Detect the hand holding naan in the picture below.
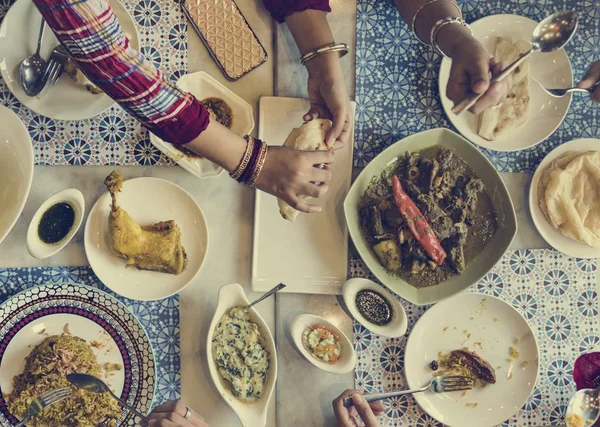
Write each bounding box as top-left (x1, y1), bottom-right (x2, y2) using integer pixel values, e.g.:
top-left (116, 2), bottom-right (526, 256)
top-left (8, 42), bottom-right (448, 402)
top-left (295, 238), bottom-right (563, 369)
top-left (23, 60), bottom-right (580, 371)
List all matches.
top-left (444, 33), bottom-right (512, 114)
top-left (577, 61), bottom-right (600, 103)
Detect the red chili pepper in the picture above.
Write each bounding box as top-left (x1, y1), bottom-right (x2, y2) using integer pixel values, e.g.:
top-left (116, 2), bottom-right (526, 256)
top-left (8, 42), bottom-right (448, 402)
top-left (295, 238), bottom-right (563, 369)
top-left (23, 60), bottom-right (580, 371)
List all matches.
top-left (392, 175), bottom-right (447, 265)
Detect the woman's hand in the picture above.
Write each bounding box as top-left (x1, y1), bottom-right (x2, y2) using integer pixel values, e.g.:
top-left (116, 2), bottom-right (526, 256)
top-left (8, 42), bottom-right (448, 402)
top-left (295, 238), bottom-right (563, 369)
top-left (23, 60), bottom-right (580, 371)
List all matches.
top-left (577, 61), bottom-right (600, 102)
top-left (332, 389), bottom-right (385, 427)
top-left (304, 53), bottom-right (352, 149)
top-left (443, 29), bottom-right (511, 114)
top-left (145, 401), bottom-right (208, 427)
top-left (254, 146), bottom-right (334, 213)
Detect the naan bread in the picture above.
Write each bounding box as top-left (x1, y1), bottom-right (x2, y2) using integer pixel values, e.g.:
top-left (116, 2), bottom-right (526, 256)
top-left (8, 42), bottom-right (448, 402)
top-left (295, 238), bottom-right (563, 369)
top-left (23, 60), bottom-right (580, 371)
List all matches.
top-left (278, 119), bottom-right (332, 222)
top-left (541, 151), bottom-right (600, 248)
top-left (478, 37), bottom-right (531, 141)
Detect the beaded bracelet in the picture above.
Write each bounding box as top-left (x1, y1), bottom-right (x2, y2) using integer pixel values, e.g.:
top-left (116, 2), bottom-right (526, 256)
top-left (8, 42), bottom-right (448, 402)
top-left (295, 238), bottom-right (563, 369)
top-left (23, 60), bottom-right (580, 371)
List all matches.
top-left (411, 0), bottom-right (463, 45)
top-left (248, 143), bottom-right (268, 188)
top-left (430, 17), bottom-right (472, 58)
top-left (230, 135), bottom-right (255, 180)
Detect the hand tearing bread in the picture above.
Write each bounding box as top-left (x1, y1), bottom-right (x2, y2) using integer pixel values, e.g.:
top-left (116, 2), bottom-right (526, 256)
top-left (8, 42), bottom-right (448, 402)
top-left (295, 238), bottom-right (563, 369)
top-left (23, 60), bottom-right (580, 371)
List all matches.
top-left (478, 37), bottom-right (531, 141)
top-left (278, 119), bottom-right (333, 222)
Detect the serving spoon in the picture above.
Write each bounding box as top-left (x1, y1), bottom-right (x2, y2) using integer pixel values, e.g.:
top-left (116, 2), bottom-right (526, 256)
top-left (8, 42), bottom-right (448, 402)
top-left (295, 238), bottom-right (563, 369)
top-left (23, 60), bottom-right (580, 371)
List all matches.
top-left (20, 18), bottom-right (47, 97)
top-left (452, 10), bottom-right (579, 114)
top-left (566, 387), bottom-right (600, 427)
top-left (244, 282), bottom-right (286, 309)
top-left (66, 373), bottom-right (149, 423)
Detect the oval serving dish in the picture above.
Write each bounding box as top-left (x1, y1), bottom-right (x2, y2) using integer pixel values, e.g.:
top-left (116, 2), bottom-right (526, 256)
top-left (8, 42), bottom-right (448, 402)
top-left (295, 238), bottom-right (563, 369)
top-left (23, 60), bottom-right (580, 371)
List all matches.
top-left (342, 278), bottom-right (408, 338)
top-left (206, 283), bottom-right (277, 427)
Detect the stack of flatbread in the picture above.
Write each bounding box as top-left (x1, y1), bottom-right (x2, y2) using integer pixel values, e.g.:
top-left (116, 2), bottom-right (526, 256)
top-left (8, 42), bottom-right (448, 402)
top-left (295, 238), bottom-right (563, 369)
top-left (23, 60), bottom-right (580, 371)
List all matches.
top-left (278, 119), bottom-right (332, 222)
top-left (538, 151), bottom-right (600, 248)
top-left (478, 37), bottom-right (531, 141)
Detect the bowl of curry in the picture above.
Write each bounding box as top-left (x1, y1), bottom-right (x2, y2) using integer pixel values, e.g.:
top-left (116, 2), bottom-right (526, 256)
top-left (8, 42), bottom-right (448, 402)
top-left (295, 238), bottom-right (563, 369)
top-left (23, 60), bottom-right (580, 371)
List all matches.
top-left (344, 128), bottom-right (517, 305)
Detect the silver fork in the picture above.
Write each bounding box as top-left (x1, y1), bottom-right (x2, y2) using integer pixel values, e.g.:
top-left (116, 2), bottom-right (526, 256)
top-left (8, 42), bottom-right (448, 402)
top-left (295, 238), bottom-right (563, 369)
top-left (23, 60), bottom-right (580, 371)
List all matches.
top-left (15, 387), bottom-right (72, 426)
top-left (342, 375), bottom-right (475, 407)
top-left (43, 45), bottom-right (69, 87)
top-left (530, 75), bottom-right (598, 98)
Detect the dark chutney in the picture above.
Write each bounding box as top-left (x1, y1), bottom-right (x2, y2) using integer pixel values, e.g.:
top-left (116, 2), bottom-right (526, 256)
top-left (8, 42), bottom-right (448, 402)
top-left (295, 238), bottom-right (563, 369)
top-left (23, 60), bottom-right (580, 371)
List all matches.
top-left (38, 202), bottom-right (75, 244)
top-left (355, 289), bottom-right (393, 326)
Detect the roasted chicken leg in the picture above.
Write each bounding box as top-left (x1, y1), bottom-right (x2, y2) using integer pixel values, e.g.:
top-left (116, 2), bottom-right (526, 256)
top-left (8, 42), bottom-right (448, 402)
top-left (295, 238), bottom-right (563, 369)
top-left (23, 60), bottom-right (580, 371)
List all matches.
top-left (104, 171), bottom-right (187, 275)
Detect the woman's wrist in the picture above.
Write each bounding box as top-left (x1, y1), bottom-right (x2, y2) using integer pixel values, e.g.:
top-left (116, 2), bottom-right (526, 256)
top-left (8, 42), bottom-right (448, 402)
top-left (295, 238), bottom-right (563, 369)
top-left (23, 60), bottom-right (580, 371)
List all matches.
top-left (285, 9), bottom-right (335, 55)
top-left (435, 23), bottom-right (474, 58)
top-left (305, 51), bottom-right (342, 78)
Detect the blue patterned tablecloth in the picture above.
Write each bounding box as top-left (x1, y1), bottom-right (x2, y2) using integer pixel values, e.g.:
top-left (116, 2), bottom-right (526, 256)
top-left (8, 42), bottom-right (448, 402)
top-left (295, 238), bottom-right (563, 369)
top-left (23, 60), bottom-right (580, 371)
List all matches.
top-left (354, 0), bottom-right (600, 173)
top-left (0, 266), bottom-right (181, 407)
top-left (0, 0), bottom-right (186, 166)
top-left (351, 249), bottom-right (599, 426)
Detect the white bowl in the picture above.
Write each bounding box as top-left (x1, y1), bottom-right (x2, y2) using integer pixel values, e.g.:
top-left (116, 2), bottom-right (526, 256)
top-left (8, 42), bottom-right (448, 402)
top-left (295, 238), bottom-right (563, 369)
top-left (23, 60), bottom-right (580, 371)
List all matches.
top-left (342, 278), bottom-right (407, 338)
top-left (26, 189), bottom-right (85, 259)
top-left (149, 71), bottom-right (255, 178)
top-left (290, 313), bottom-right (356, 374)
top-left (0, 106), bottom-right (33, 247)
top-left (206, 283), bottom-right (277, 427)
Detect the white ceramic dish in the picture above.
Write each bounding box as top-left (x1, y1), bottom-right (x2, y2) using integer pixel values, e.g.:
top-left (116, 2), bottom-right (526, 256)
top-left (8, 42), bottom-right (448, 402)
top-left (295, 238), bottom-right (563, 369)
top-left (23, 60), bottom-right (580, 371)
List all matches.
top-left (84, 176), bottom-right (208, 301)
top-left (529, 138), bottom-right (600, 258)
top-left (405, 293), bottom-right (539, 427)
top-left (0, 0), bottom-right (139, 121)
top-left (26, 188), bottom-right (85, 259)
top-left (0, 106), bottom-right (33, 247)
top-left (342, 278), bottom-right (407, 338)
top-left (252, 97), bottom-right (354, 295)
top-left (439, 14), bottom-right (572, 152)
top-left (290, 313), bottom-right (356, 374)
top-left (149, 71), bottom-right (255, 178)
top-left (206, 283), bottom-right (277, 427)
top-left (0, 283), bottom-right (155, 425)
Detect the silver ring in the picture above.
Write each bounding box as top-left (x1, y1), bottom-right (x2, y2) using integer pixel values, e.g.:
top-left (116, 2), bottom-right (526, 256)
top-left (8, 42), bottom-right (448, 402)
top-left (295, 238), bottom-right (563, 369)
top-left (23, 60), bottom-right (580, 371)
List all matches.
top-left (183, 407), bottom-right (191, 420)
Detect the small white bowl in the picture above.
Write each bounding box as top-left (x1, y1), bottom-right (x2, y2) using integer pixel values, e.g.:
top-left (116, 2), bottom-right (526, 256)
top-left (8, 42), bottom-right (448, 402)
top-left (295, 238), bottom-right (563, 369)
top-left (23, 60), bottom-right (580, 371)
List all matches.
top-left (26, 189), bottom-right (85, 259)
top-left (342, 278), bottom-right (408, 338)
top-left (290, 313), bottom-right (356, 374)
top-left (206, 283), bottom-right (277, 427)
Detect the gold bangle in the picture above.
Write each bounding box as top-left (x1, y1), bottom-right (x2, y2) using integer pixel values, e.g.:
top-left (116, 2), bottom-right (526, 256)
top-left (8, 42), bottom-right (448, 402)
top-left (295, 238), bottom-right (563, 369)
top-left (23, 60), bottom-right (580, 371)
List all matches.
top-left (411, 0), bottom-right (462, 45)
top-left (248, 144), bottom-right (269, 187)
top-left (230, 136), bottom-right (254, 180)
top-left (300, 43), bottom-right (349, 66)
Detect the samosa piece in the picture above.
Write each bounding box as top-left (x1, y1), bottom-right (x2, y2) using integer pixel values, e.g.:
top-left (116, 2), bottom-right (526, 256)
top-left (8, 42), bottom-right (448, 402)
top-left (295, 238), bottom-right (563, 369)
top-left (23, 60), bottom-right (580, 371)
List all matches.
top-left (104, 171), bottom-right (187, 275)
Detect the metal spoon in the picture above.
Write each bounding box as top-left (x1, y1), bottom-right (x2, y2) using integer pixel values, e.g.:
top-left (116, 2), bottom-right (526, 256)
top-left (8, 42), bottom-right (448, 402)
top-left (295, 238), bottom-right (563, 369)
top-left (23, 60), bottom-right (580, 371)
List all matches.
top-left (452, 10), bottom-right (579, 114)
top-left (20, 18), bottom-right (47, 97)
top-left (244, 283), bottom-right (286, 310)
top-left (566, 387), bottom-right (600, 427)
top-left (66, 373), bottom-right (149, 423)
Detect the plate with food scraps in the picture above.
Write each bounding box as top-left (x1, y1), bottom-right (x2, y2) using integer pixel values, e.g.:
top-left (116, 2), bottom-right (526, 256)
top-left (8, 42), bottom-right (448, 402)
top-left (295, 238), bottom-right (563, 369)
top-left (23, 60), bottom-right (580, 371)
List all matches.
top-left (84, 171), bottom-right (208, 301)
top-left (0, 283), bottom-right (155, 426)
top-left (342, 278), bottom-right (407, 338)
top-left (405, 293), bottom-right (539, 427)
top-left (149, 71), bottom-right (255, 179)
top-left (344, 127), bottom-right (517, 306)
top-left (290, 313), bottom-right (356, 374)
top-left (438, 14), bottom-right (572, 152)
top-left (206, 283), bottom-right (277, 427)
top-left (0, 0), bottom-right (140, 121)
top-left (252, 97), bottom-right (354, 295)
top-left (529, 138), bottom-right (600, 258)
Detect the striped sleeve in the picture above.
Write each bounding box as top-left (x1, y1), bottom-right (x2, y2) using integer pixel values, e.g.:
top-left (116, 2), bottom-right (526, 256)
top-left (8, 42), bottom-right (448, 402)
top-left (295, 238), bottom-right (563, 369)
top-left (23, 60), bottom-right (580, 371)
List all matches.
top-left (33, 0), bottom-right (209, 145)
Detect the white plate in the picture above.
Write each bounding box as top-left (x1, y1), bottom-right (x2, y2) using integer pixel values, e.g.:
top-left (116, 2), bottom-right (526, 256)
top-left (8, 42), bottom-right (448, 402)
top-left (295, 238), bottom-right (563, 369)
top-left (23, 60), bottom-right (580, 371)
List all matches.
top-left (342, 278), bottom-right (407, 338)
top-left (0, 283), bottom-right (154, 425)
top-left (0, 0), bottom-right (140, 121)
top-left (290, 313), bottom-right (356, 374)
top-left (529, 138), bottom-right (600, 258)
top-left (252, 97), bottom-right (354, 294)
top-left (405, 293), bottom-right (539, 427)
top-left (0, 105), bottom-right (33, 247)
top-left (27, 188), bottom-right (85, 259)
top-left (439, 14), bottom-right (572, 152)
top-left (149, 71), bottom-right (255, 178)
top-left (84, 176), bottom-right (208, 301)
top-left (206, 283), bottom-right (277, 427)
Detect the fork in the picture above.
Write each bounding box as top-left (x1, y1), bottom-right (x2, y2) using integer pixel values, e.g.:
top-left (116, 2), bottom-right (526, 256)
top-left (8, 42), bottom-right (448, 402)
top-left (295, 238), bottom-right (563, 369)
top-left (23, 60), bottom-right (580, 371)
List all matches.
top-left (15, 387), bottom-right (72, 426)
top-left (530, 75), bottom-right (598, 98)
top-left (43, 45), bottom-right (69, 87)
top-left (342, 375), bottom-right (475, 407)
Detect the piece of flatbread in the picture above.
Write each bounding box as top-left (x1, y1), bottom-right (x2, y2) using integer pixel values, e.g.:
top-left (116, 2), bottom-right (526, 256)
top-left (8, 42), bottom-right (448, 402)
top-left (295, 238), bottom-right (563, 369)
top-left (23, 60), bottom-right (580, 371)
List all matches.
top-left (538, 151), bottom-right (582, 220)
top-left (278, 119), bottom-right (332, 222)
top-left (542, 151), bottom-right (600, 248)
top-left (478, 37), bottom-right (531, 141)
